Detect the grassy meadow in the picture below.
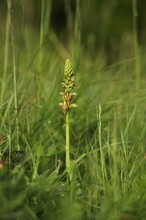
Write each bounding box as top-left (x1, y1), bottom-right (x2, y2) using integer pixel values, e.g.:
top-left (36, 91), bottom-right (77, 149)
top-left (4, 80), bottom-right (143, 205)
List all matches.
top-left (0, 0), bottom-right (146, 219)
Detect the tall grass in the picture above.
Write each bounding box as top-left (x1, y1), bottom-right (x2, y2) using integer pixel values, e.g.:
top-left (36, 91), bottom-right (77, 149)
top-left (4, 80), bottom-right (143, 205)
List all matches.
top-left (132, 0), bottom-right (140, 90)
top-left (0, 0), bottom-right (146, 219)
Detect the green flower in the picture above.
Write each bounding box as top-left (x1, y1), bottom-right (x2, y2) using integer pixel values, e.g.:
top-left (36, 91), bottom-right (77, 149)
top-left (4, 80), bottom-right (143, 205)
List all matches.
top-left (59, 59), bottom-right (77, 114)
top-left (64, 59), bottom-right (73, 77)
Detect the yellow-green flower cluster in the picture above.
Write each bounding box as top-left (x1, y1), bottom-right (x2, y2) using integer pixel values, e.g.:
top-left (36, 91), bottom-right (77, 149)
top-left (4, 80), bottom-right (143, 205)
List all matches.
top-left (59, 59), bottom-right (77, 115)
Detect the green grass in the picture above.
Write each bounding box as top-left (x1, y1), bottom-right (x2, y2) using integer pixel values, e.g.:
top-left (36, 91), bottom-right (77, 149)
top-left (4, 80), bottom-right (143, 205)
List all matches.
top-left (0, 0), bottom-right (146, 219)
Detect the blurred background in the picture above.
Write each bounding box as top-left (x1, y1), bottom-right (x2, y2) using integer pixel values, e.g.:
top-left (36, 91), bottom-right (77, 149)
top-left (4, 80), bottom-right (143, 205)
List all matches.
top-left (0, 0), bottom-right (146, 63)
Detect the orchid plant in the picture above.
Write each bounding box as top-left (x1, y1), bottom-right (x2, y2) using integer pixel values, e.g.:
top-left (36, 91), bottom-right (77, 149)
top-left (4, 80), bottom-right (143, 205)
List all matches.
top-left (59, 59), bottom-right (77, 182)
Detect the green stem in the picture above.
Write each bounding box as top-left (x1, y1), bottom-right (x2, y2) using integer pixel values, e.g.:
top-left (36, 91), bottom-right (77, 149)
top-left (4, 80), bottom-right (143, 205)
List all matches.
top-left (66, 111), bottom-right (71, 181)
top-left (36, 0), bottom-right (44, 116)
top-left (132, 0), bottom-right (140, 90)
top-left (1, 0), bottom-right (11, 103)
top-left (98, 104), bottom-right (106, 182)
top-left (10, 0), bottom-right (19, 150)
top-left (40, 0), bottom-right (44, 67)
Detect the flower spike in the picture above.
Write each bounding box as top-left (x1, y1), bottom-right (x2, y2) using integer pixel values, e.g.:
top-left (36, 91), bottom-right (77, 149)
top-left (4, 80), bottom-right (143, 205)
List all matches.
top-left (59, 59), bottom-right (77, 115)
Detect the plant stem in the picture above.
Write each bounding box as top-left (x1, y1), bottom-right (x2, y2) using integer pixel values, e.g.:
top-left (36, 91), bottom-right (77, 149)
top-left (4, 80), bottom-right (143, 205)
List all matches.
top-left (132, 0), bottom-right (140, 90)
top-left (36, 0), bottom-right (45, 117)
top-left (1, 0), bottom-right (11, 103)
top-left (66, 111), bottom-right (71, 181)
top-left (98, 104), bottom-right (106, 182)
top-left (40, 0), bottom-right (44, 67)
top-left (10, 0), bottom-right (19, 150)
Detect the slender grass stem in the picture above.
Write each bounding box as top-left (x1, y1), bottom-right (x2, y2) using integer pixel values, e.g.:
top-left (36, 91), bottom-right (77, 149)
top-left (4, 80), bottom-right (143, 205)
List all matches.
top-left (40, 0), bottom-right (44, 67)
top-left (7, 128), bottom-right (12, 171)
top-left (64, 0), bottom-right (73, 36)
top-left (1, 0), bottom-right (11, 103)
top-left (98, 104), bottom-right (106, 182)
top-left (10, 0), bottom-right (19, 150)
top-left (112, 106), bottom-right (118, 198)
top-left (36, 0), bottom-right (44, 116)
top-left (132, 0), bottom-right (140, 90)
top-left (73, 0), bottom-right (81, 72)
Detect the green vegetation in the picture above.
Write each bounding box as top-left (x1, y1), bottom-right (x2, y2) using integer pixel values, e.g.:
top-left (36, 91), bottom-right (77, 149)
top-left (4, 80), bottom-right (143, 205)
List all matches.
top-left (0, 0), bottom-right (146, 219)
